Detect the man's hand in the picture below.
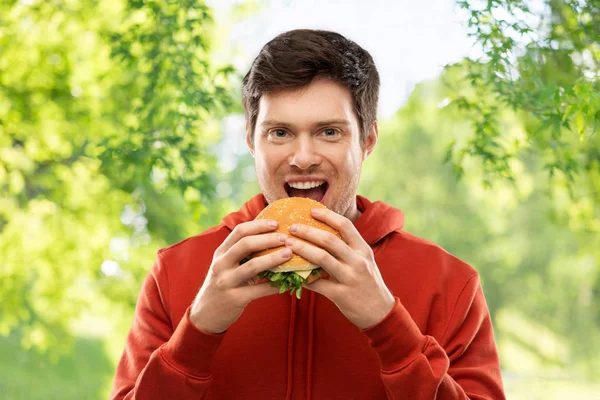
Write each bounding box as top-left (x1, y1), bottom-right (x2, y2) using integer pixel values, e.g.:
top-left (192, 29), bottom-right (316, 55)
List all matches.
top-left (286, 207), bottom-right (395, 330)
top-left (190, 220), bottom-right (291, 334)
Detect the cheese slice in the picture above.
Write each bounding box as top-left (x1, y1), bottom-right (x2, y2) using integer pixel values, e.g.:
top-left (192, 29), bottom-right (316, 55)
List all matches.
top-left (294, 270), bottom-right (312, 280)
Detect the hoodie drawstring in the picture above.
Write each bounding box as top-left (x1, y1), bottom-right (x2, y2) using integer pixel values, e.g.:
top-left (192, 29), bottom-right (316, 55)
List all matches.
top-left (306, 291), bottom-right (316, 400)
top-left (284, 296), bottom-right (297, 400)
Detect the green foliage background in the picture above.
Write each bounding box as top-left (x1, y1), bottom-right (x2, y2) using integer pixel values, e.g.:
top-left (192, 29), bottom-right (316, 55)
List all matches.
top-left (0, 0), bottom-right (598, 398)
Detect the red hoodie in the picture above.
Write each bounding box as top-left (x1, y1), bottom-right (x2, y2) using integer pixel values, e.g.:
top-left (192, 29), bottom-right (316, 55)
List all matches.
top-left (111, 194), bottom-right (505, 399)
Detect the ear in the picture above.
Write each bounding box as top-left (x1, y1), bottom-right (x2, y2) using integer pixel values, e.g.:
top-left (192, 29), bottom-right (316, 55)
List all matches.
top-left (245, 124), bottom-right (255, 158)
top-left (362, 121), bottom-right (378, 160)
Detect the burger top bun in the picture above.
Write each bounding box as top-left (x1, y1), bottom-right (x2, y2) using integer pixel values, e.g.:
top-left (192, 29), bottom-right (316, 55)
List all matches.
top-left (251, 197), bottom-right (342, 273)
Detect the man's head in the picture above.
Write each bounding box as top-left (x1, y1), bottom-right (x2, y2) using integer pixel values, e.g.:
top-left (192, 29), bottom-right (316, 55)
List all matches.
top-left (243, 29), bottom-right (380, 220)
top-left (243, 29), bottom-right (379, 145)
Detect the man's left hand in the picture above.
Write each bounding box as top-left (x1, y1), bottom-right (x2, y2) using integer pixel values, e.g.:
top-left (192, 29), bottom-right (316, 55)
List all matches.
top-left (286, 207), bottom-right (395, 330)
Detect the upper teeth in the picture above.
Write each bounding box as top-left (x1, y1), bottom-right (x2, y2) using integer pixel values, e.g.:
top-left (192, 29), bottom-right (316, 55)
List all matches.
top-left (288, 180), bottom-right (326, 189)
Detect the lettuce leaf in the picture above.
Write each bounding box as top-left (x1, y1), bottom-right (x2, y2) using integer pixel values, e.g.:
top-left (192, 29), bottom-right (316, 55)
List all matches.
top-left (258, 268), bottom-right (321, 299)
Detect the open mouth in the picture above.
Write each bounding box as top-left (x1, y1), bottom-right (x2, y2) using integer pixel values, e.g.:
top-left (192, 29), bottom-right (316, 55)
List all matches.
top-left (284, 181), bottom-right (329, 203)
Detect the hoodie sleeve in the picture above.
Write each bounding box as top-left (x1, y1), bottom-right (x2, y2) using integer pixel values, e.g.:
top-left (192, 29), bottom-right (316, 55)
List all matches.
top-left (110, 254), bottom-right (224, 399)
top-left (362, 274), bottom-right (506, 399)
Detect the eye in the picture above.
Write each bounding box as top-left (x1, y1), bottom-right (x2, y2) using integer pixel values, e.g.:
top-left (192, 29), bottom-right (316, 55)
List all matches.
top-left (321, 128), bottom-right (339, 138)
top-left (270, 129), bottom-right (288, 138)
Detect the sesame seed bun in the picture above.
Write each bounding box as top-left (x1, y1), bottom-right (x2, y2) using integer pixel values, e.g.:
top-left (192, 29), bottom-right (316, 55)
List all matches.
top-left (252, 197), bottom-right (342, 274)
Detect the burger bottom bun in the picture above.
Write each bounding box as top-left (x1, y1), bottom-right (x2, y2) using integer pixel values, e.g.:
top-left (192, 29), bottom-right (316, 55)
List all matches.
top-left (270, 262), bottom-right (317, 273)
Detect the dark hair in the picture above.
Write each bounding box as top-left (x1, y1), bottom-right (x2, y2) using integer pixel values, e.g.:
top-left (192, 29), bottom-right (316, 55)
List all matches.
top-left (242, 29), bottom-right (380, 145)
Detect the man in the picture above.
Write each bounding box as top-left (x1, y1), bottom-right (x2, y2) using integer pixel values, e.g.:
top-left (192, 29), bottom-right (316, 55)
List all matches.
top-left (111, 29), bottom-right (506, 399)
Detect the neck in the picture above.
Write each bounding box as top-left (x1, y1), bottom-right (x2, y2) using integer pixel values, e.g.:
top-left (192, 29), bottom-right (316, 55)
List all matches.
top-left (345, 203), bottom-right (362, 223)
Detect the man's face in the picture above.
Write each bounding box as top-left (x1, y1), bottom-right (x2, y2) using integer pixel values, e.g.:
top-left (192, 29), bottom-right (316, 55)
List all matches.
top-left (246, 78), bottom-right (377, 219)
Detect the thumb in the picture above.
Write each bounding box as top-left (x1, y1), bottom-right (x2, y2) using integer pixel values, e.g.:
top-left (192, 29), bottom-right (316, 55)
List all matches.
top-left (303, 278), bottom-right (338, 300)
top-left (238, 281), bottom-right (279, 303)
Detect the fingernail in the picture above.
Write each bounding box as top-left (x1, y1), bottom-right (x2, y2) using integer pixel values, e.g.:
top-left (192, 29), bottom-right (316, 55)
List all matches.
top-left (311, 208), bottom-right (321, 215)
top-left (290, 224), bottom-right (298, 233)
top-left (285, 238), bottom-right (295, 247)
top-left (278, 234), bottom-right (288, 242)
top-left (268, 220), bottom-right (278, 228)
top-left (281, 248), bottom-right (292, 258)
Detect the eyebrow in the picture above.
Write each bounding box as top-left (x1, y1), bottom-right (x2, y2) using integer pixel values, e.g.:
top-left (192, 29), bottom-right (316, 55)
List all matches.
top-left (259, 118), bottom-right (352, 129)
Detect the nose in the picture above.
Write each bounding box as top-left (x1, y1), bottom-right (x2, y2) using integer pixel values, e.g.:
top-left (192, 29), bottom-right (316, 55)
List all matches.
top-left (288, 135), bottom-right (322, 170)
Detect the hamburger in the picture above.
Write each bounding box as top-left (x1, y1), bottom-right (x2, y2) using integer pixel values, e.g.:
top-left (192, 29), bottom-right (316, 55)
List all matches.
top-left (248, 197), bottom-right (342, 299)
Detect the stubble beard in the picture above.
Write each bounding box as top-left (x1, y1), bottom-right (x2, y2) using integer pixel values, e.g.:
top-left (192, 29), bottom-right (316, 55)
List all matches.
top-left (255, 165), bottom-right (361, 219)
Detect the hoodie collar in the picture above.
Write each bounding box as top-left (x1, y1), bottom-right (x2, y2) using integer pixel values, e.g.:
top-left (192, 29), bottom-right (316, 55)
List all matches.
top-left (354, 195), bottom-right (405, 246)
top-left (222, 194), bottom-right (268, 230)
top-left (222, 194), bottom-right (405, 246)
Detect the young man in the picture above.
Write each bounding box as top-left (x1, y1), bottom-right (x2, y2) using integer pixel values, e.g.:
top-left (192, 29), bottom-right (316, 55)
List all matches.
top-left (111, 29), bottom-right (506, 399)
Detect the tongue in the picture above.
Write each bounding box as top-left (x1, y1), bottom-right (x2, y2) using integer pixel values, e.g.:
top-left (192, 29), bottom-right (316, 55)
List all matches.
top-left (288, 186), bottom-right (326, 202)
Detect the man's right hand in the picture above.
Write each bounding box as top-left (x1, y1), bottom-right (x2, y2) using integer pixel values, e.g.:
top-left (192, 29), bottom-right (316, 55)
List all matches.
top-left (189, 219), bottom-right (291, 334)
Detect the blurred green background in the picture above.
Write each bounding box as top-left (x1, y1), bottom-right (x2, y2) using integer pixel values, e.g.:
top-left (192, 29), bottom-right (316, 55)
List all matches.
top-left (1, 0), bottom-right (599, 398)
